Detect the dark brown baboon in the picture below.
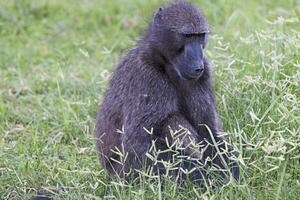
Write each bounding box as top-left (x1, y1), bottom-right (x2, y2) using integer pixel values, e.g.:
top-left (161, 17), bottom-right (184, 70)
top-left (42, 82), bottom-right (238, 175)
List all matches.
top-left (95, 1), bottom-right (239, 184)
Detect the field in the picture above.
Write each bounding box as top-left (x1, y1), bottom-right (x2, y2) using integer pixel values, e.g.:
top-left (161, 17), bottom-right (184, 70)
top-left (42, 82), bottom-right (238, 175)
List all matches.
top-left (0, 0), bottom-right (299, 199)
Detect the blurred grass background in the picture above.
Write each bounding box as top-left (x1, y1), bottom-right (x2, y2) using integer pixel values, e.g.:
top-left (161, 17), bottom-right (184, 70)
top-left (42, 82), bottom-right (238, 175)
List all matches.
top-left (0, 0), bottom-right (299, 199)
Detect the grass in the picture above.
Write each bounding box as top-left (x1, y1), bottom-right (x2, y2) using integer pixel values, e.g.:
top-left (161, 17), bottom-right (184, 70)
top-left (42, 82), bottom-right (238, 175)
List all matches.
top-left (0, 0), bottom-right (299, 199)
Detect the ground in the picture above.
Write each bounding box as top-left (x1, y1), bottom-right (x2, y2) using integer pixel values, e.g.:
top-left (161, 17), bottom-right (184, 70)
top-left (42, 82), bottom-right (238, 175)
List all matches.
top-left (0, 0), bottom-right (299, 199)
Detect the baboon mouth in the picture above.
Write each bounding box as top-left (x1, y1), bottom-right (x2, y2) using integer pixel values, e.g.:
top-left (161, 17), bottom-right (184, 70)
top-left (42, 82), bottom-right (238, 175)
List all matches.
top-left (183, 71), bottom-right (203, 80)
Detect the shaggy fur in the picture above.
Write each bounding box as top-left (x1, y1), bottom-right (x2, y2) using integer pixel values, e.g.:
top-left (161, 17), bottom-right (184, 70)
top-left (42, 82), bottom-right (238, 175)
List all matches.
top-left (95, 1), bottom-right (239, 184)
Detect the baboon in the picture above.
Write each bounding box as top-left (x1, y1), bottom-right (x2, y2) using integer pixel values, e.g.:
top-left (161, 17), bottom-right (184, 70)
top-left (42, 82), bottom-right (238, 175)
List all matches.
top-left (95, 1), bottom-right (240, 184)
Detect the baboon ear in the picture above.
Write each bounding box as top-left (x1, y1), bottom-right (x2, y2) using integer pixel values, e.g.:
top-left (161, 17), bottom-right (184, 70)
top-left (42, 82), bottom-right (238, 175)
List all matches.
top-left (153, 7), bottom-right (163, 25)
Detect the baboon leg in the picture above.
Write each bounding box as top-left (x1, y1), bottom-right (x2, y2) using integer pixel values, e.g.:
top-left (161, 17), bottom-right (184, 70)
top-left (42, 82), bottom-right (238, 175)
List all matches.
top-left (198, 128), bottom-right (240, 181)
top-left (209, 139), bottom-right (240, 181)
top-left (156, 113), bottom-right (208, 185)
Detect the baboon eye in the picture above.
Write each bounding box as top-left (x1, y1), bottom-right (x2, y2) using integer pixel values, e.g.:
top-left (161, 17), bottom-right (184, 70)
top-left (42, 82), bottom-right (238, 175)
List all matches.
top-left (183, 33), bottom-right (206, 39)
top-left (184, 33), bottom-right (194, 38)
top-left (177, 46), bottom-right (184, 53)
top-left (199, 33), bottom-right (206, 40)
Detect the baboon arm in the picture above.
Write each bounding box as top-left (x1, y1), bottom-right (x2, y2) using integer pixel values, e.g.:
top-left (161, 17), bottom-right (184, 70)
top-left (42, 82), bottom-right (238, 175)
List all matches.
top-left (163, 114), bottom-right (240, 181)
top-left (121, 124), bottom-right (151, 171)
top-left (121, 65), bottom-right (178, 171)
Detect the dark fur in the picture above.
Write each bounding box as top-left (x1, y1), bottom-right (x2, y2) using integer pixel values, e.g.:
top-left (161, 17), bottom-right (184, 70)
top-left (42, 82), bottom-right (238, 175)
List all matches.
top-left (95, 2), bottom-right (239, 184)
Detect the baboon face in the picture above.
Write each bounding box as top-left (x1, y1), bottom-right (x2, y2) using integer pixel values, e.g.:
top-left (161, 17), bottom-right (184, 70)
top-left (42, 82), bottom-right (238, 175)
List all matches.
top-left (151, 2), bottom-right (209, 80)
top-left (165, 30), bottom-right (207, 80)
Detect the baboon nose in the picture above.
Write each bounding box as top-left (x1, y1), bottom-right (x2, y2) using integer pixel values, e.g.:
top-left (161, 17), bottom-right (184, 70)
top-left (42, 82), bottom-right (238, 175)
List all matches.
top-left (195, 67), bottom-right (204, 74)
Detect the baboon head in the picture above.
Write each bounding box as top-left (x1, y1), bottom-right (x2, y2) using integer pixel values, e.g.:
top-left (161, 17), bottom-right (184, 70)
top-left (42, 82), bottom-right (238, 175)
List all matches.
top-left (149, 2), bottom-right (210, 80)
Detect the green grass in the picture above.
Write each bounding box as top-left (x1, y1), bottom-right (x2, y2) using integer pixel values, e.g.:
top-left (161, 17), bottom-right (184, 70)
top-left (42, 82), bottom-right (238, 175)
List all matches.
top-left (0, 0), bottom-right (299, 199)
